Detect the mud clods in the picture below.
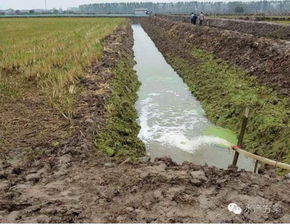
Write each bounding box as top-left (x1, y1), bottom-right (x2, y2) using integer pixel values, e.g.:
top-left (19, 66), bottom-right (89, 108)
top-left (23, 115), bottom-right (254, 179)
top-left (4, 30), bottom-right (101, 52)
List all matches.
top-left (3, 155), bottom-right (290, 222)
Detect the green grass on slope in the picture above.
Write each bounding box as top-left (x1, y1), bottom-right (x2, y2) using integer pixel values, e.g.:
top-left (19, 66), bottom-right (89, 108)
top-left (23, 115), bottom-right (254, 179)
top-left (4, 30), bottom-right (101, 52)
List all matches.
top-left (94, 58), bottom-right (145, 159)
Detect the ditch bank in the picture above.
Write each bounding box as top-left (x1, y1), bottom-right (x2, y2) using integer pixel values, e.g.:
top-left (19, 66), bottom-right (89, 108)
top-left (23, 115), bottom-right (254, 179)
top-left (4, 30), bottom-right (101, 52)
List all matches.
top-left (139, 17), bottom-right (290, 165)
top-left (93, 24), bottom-right (145, 159)
top-left (206, 18), bottom-right (290, 41)
top-left (158, 15), bottom-right (290, 41)
top-left (155, 16), bottom-right (290, 96)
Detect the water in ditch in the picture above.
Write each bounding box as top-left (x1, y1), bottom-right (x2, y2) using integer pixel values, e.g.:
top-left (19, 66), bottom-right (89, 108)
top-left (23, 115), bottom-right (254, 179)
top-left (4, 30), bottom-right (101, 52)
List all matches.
top-left (132, 24), bottom-right (255, 171)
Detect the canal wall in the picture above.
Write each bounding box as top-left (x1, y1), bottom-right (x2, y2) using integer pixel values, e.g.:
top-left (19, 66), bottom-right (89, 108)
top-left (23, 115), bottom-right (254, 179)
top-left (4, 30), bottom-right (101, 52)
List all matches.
top-left (157, 15), bottom-right (290, 41)
top-left (139, 17), bottom-right (290, 165)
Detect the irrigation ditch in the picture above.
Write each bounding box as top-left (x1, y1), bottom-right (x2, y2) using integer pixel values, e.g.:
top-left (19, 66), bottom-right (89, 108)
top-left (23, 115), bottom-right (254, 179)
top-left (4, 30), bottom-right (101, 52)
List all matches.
top-left (137, 16), bottom-right (290, 169)
top-left (0, 18), bottom-right (290, 222)
top-left (132, 23), bottom-right (256, 171)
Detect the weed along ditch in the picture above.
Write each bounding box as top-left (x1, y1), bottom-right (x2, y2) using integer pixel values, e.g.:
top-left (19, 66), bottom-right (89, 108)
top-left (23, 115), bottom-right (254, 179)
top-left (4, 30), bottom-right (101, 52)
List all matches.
top-left (132, 24), bottom-right (255, 170)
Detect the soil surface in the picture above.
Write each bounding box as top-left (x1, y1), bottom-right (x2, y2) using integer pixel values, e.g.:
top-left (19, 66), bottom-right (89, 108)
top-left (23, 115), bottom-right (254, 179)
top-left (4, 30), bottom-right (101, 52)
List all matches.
top-left (1, 23), bottom-right (290, 223)
top-left (2, 155), bottom-right (290, 223)
top-left (159, 15), bottom-right (290, 41)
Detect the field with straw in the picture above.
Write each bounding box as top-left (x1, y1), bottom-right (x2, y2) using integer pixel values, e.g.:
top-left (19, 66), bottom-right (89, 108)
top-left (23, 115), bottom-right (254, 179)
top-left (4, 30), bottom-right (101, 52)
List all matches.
top-left (0, 17), bottom-right (125, 116)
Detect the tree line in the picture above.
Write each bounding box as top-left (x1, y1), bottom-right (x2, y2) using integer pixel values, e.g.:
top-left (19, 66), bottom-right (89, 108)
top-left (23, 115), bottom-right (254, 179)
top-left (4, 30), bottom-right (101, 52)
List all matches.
top-left (78, 0), bottom-right (290, 14)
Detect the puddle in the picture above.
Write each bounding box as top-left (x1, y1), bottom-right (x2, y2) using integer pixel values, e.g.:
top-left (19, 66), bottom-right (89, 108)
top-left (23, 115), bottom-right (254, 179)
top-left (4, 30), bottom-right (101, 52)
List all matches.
top-left (132, 24), bottom-right (255, 171)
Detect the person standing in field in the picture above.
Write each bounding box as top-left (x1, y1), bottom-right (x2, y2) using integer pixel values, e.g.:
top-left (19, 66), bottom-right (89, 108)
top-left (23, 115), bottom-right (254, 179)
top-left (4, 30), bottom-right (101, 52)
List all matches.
top-left (198, 12), bottom-right (205, 26)
top-left (191, 12), bottom-right (197, 25)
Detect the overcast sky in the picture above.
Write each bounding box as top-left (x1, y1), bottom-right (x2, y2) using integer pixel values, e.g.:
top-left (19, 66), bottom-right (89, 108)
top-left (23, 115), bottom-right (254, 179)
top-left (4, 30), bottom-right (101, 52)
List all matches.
top-left (0, 0), bottom-right (242, 10)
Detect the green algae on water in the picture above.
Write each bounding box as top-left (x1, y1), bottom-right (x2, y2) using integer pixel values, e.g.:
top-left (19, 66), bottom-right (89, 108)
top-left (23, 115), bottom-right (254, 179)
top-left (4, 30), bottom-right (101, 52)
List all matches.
top-left (203, 126), bottom-right (238, 145)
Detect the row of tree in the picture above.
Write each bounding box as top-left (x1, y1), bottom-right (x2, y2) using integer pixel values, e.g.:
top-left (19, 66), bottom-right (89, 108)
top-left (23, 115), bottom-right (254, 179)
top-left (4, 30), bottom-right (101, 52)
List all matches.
top-left (78, 1), bottom-right (290, 14)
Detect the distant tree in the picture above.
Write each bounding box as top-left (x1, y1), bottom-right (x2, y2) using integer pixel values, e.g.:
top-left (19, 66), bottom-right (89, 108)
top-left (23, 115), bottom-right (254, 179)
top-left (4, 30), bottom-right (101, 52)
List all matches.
top-left (235, 6), bottom-right (244, 14)
top-left (65, 10), bottom-right (75, 14)
top-left (78, 1), bottom-right (290, 15)
top-left (15, 10), bottom-right (21, 14)
top-left (29, 10), bottom-right (35, 14)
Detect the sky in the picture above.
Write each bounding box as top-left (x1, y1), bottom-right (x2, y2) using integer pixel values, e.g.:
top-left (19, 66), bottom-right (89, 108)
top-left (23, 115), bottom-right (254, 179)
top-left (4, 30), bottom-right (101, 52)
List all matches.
top-left (0, 0), bottom-right (243, 10)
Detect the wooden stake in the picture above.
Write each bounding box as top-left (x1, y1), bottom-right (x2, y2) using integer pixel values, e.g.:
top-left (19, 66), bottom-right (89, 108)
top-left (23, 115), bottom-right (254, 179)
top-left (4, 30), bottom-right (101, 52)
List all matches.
top-left (232, 107), bottom-right (250, 167)
top-left (254, 160), bottom-right (259, 173)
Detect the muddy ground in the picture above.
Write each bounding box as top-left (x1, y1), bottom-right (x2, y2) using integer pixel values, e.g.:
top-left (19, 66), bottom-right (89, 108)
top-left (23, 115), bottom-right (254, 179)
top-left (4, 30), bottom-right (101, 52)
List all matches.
top-left (1, 23), bottom-right (290, 222)
top-left (2, 155), bottom-right (290, 223)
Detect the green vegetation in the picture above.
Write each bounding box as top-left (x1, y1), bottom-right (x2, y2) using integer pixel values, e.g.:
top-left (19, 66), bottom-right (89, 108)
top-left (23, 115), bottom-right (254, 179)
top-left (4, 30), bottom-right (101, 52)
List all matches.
top-left (0, 18), bottom-right (124, 116)
top-left (167, 47), bottom-right (290, 164)
top-left (203, 126), bottom-right (238, 145)
top-left (94, 57), bottom-right (145, 159)
top-left (270, 20), bottom-right (290, 24)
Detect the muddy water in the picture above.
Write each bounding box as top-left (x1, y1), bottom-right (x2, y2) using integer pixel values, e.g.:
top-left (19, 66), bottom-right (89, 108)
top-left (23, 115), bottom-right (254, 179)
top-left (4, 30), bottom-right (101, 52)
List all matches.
top-left (132, 24), bottom-right (255, 171)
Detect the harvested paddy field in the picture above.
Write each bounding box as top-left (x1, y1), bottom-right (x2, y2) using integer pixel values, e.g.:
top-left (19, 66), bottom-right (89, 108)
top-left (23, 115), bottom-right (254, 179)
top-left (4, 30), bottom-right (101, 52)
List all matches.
top-left (0, 17), bottom-right (290, 222)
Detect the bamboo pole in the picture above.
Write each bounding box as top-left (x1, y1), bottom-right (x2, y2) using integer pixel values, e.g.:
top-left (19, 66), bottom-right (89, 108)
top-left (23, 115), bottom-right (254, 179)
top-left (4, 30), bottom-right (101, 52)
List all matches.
top-left (232, 107), bottom-right (250, 167)
top-left (231, 146), bottom-right (290, 170)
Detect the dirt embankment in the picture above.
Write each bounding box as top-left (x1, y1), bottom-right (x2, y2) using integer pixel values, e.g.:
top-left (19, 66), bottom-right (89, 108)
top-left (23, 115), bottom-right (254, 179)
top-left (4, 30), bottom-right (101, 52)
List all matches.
top-left (206, 18), bottom-right (290, 41)
top-left (1, 22), bottom-right (290, 223)
top-left (146, 16), bottom-right (290, 96)
top-left (159, 15), bottom-right (290, 41)
top-left (211, 16), bottom-right (290, 22)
